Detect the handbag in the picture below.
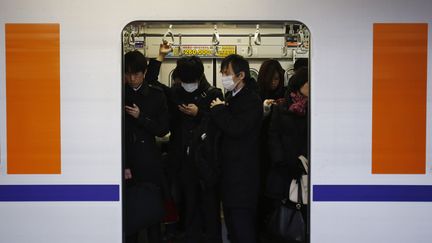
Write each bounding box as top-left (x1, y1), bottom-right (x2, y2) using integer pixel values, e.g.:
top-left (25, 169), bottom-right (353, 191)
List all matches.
top-left (289, 155), bottom-right (308, 204)
top-left (266, 174), bottom-right (306, 242)
top-left (125, 182), bottom-right (165, 236)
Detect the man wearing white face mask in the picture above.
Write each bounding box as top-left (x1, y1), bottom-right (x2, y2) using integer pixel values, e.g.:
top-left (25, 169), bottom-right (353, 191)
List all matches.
top-left (169, 56), bottom-right (224, 243)
top-left (210, 54), bottom-right (263, 243)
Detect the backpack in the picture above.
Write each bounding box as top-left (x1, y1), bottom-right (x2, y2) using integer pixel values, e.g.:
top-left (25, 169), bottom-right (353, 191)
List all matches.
top-left (192, 116), bottom-right (222, 190)
top-left (191, 86), bottom-right (222, 190)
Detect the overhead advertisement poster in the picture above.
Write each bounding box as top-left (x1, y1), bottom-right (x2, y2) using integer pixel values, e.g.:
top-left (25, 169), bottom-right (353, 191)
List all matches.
top-left (170, 45), bottom-right (236, 58)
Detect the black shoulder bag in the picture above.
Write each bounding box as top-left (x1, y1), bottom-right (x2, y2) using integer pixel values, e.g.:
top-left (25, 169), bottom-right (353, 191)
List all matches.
top-left (266, 174), bottom-right (306, 242)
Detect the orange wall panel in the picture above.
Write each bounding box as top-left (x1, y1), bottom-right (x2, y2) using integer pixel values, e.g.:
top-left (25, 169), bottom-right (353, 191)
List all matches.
top-left (372, 23), bottom-right (428, 174)
top-left (5, 24), bottom-right (61, 174)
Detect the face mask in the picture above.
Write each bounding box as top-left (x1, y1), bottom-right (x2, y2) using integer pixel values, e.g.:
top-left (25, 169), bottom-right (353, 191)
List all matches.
top-left (181, 82), bottom-right (199, 93)
top-left (221, 75), bottom-right (236, 91)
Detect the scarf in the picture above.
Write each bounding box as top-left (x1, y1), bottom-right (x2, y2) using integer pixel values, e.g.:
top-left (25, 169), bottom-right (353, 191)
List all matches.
top-left (288, 91), bottom-right (308, 116)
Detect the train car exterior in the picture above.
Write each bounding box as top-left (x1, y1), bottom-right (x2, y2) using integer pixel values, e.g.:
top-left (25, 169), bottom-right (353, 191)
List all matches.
top-left (0, 0), bottom-right (431, 242)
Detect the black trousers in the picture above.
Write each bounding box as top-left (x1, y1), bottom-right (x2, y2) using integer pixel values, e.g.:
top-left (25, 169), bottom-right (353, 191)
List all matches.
top-left (223, 207), bottom-right (257, 243)
top-left (180, 174), bottom-right (222, 243)
top-left (125, 223), bottom-right (161, 243)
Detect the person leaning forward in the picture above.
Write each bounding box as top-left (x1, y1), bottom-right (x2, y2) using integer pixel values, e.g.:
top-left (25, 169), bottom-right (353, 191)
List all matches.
top-left (169, 56), bottom-right (224, 243)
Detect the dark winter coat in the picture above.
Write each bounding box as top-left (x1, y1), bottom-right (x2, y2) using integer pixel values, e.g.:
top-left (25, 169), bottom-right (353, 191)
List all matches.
top-left (124, 82), bottom-right (169, 186)
top-left (259, 86), bottom-right (287, 190)
top-left (265, 98), bottom-right (308, 200)
top-left (168, 79), bottom-right (224, 187)
top-left (210, 81), bottom-right (263, 208)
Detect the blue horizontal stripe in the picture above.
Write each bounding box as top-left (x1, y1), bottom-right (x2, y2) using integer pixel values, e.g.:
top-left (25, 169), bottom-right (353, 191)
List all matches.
top-left (313, 185), bottom-right (432, 202)
top-left (0, 185), bottom-right (120, 202)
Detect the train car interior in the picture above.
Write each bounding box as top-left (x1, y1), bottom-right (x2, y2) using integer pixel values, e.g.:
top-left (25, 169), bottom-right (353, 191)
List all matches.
top-left (122, 21), bottom-right (310, 243)
top-left (123, 21), bottom-right (309, 89)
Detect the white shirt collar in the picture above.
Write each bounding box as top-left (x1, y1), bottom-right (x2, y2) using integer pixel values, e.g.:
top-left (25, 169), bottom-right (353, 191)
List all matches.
top-left (232, 87), bottom-right (243, 97)
top-left (132, 84), bottom-right (143, 91)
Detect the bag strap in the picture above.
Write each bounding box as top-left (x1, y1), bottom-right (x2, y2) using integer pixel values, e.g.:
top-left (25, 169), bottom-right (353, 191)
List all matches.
top-left (196, 86), bottom-right (215, 103)
top-left (296, 175), bottom-right (303, 208)
top-left (283, 175), bottom-right (303, 209)
top-left (298, 155), bottom-right (308, 174)
top-left (297, 178), bottom-right (301, 202)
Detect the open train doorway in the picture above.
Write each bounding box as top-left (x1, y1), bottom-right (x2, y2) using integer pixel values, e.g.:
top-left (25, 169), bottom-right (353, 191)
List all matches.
top-left (121, 21), bottom-right (311, 243)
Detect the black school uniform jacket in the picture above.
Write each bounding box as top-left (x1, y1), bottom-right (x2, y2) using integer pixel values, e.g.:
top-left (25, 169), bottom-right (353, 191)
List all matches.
top-left (168, 79), bottom-right (223, 181)
top-left (210, 82), bottom-right (263, 208)
top-left (124, 82), bottom-right (169, 186)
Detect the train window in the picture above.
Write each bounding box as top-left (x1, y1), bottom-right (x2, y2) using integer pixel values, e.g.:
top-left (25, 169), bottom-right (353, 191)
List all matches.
top-left (122, 21), bottom-right (310, 243)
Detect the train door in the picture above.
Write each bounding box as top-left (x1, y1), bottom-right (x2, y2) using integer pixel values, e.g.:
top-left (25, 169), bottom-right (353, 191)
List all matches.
top-left (122, 21), bottom-right (310, 243)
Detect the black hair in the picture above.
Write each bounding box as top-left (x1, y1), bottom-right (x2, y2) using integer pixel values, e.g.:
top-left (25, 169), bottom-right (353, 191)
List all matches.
top-left (220, 54), bottom-right (251, 82)
top-left (174, 56), bottom-right (204, 83)
top-left (257, 59), bottom-right (285, 93)
top-left (293, 58), bottom-right (308, 72)
top-left (124, 50), bottom-right (148, 74)
top-left (288, 67), bottom-right (308, 92)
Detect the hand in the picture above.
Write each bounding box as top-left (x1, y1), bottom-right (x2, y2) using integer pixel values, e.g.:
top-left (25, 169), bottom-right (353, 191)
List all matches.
top-left (263, 99), bottom-right (276, 107)
top-left (157, 41), bottom-right (172, 62)
top-left (210, 98), bottom-right (225, 108)
top-left (178, 104), bottom-right (199, 116)
top-left (125, 168), bottom-right (132, 180)
top-left (125, 103), bottom-right (140, 119)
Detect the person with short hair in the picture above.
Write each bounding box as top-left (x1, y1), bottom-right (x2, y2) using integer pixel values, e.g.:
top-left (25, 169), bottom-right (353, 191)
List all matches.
top-left (210, 54), bottom-right (263, 243)
top-left (123, 45), bottom-right (170, 243)
top-left (169, 56), bottom-right (224, 243)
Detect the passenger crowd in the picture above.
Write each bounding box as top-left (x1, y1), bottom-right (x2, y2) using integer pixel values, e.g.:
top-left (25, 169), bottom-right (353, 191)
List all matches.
top-left (123, 41), bottom-right (309, 243)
